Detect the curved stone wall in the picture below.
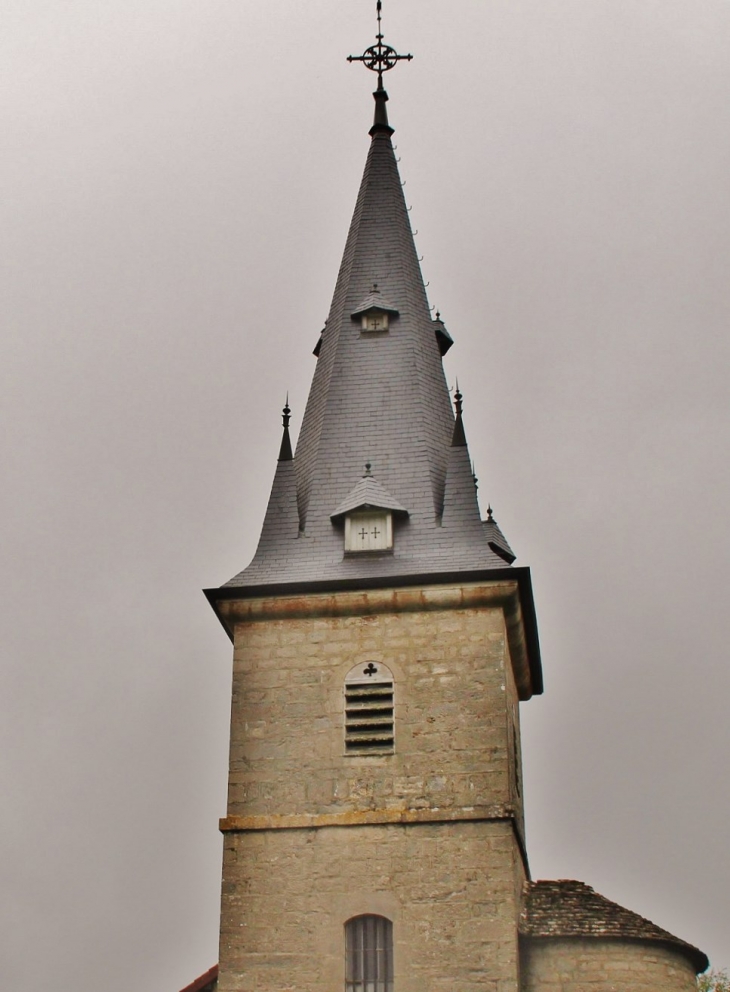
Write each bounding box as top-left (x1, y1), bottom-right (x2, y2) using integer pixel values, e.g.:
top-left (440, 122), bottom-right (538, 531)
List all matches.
top-left (521, 936), bottom-right (698, 992)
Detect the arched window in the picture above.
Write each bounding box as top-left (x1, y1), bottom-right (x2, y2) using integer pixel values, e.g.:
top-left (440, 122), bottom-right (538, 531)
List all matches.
top-left (345, 915), bottom-right (393, 992)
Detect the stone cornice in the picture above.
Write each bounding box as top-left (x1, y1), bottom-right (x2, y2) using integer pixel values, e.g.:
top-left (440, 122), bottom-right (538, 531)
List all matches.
top-left (220, 803), bottom-right (517, 833)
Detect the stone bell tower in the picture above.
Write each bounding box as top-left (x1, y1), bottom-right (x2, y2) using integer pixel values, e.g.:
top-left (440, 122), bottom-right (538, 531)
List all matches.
top-left (204, 11), bottom-right (541, 991)
top-left (199, 8), bottom-right (707, 992)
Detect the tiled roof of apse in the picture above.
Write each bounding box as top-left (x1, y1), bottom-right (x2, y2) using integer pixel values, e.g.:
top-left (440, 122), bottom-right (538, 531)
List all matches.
top-left (520, 880), bottom-right (708, 973)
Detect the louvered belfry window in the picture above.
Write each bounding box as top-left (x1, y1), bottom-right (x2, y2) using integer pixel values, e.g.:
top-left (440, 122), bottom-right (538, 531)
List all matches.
top-left (345, 915), bottom-right (394, 992)
top-left (344, 663), bottom-right (394, 753)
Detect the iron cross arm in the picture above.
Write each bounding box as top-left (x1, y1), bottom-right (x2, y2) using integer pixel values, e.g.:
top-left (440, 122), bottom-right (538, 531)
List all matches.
top-left (347, 0), bottom-right (413, 83)
top-left (347, 46), bottom-right (413, 74)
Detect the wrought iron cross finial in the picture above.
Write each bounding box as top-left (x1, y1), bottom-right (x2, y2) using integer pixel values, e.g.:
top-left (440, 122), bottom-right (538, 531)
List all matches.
top-left (347, 0), bottom-right (413, 89)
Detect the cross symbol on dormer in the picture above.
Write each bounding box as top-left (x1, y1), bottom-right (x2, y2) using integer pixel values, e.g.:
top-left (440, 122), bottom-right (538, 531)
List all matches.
top-left (359, 527), bottom-right (368, 543)
top-left (371, 526), bottom-right (381, 540)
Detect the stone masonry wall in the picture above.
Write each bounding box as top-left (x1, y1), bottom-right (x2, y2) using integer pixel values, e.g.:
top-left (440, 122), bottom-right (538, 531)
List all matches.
top-left (226, 594), bottom-right (524, 827)
top-left (216, 585), bottom-right (530, 991)
top-left (219, 819), bottom-right (525, 992)
top-left (520, 937), bottom-right (698, 992)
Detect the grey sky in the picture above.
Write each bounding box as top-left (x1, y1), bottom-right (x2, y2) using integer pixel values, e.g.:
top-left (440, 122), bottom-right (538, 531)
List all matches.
top-left (2, 2), bottom-right (728, 989)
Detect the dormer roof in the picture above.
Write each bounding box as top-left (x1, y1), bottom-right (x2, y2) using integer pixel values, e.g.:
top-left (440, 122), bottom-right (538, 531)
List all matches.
top-left (331, 470), bottom-right (408, 521)
top-left (351, 285), bottom-right (400, 319)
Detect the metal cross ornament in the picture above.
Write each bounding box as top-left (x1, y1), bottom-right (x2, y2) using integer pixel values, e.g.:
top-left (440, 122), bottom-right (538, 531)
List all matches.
top-left (347, 0), bottom-right (413, 89)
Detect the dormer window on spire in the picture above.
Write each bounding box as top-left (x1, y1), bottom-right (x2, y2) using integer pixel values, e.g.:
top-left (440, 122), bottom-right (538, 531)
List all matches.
top-left (351, 284), bottom-right (399, 335)
top-left (330, 463), bottom-right (408, 555)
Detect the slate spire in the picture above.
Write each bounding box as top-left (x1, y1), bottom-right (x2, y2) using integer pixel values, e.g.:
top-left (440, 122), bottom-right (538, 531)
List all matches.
top-left (222, 79), bottom-right (510, 587)
top-left (441, 384), bottom-right (485, 536)
top-left (244, 401), bottom-right (300, 571)
top-left (293, 86), bottom-right (452, 531)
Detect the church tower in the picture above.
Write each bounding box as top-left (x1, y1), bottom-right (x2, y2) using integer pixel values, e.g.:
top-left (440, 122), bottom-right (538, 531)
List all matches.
top-left (206, 11), bottom-right (539, 991)
top-left (200, 8), bottom-right (707, 992)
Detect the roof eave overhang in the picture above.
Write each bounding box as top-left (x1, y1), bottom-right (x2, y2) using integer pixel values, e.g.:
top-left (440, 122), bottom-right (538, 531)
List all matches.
top-left (204, 565), bottom-right (543, 696)
top-left (330, 502), bottom-right (409, 522)
top-left (351, 304), bottom-right (400, 318)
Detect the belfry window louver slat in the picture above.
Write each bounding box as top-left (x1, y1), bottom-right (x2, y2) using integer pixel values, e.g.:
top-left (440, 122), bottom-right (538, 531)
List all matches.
top-left (344, 663), bottom-right (394, 754)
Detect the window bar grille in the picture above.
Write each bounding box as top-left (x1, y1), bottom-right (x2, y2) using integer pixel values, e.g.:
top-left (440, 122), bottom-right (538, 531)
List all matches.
top-left (345, 915), bottom-right (393, 992)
